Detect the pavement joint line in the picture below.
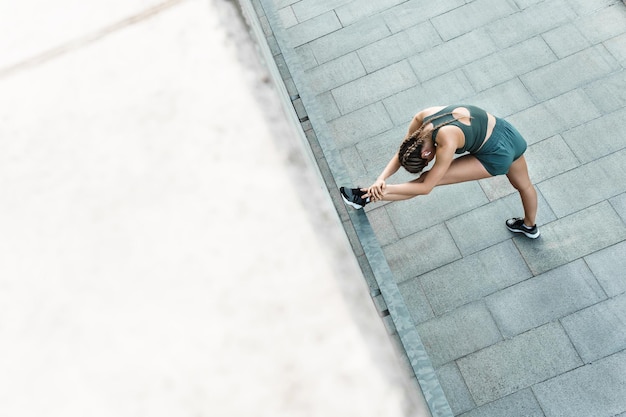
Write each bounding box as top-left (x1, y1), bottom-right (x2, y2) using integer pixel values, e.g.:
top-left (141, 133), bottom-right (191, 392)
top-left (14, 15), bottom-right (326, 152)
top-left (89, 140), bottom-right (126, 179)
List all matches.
top-left (0, 0), bottom-right (187, 79)
top-left (245, 0), bottom-right (455, 415)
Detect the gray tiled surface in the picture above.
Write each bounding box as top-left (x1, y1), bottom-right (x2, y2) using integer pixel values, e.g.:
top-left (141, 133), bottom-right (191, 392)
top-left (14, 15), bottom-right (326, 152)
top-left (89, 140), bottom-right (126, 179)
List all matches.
top-left (245, 0), bottom-right (626, 415)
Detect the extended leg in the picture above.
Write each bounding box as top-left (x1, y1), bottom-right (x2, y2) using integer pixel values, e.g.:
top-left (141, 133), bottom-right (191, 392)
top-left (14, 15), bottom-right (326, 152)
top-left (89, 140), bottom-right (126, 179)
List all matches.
top-left (380, 155), bottom-right (492, 200)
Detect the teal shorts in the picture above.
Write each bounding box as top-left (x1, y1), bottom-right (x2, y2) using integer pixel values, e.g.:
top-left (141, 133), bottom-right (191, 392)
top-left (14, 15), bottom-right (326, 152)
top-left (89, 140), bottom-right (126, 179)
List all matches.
top-left (474, 118), bottom-right (527, 176)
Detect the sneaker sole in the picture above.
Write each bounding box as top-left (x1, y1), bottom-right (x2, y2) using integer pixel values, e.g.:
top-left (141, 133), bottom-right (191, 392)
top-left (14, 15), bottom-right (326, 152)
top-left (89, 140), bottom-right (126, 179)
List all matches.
top-left (506, 225), bottom-right (541, 239)
top-left (341, 193), bottom-right (363, 209)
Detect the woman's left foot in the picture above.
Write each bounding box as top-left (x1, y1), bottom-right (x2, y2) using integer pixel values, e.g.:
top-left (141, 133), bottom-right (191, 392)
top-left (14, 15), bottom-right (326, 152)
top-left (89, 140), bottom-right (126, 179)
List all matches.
top-left (506, 218), bottom-right (540, 239)
top-left (340, 187), bottom-right (369, 209)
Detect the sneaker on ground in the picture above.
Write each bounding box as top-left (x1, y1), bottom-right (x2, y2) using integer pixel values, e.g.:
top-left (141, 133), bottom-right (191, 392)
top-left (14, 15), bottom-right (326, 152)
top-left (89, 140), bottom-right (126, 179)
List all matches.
top-left (340, 187), bottom-right (369, 209)
top-left (506, 217), bottom-right (540, 239)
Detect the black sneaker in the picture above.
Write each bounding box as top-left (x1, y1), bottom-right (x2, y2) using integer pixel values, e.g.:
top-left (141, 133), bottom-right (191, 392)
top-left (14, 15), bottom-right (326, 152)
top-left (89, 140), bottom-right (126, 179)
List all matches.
top-left (506, 218), bottom-right (540, 239)
top-left (340, 187), bottom-right (369, 209)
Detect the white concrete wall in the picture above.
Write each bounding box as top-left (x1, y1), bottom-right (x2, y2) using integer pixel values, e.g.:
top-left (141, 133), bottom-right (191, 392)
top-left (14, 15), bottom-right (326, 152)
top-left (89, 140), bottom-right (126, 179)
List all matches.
top-left (0, 0), bottom-right (426, 416)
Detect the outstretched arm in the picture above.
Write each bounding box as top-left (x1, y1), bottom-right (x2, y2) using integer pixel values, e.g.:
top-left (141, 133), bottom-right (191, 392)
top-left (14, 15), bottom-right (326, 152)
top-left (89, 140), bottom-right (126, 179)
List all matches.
top-left (377, 131), bottom-right (457, 200)
top-left (365, 110), bottom-right (434, 200)
top-left (365, 153), bottom-right (401, 200)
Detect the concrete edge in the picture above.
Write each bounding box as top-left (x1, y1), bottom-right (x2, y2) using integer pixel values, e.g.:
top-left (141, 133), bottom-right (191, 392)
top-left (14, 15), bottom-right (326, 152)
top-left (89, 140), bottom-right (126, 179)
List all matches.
top-left (240, 1), bottom-right (454, 416)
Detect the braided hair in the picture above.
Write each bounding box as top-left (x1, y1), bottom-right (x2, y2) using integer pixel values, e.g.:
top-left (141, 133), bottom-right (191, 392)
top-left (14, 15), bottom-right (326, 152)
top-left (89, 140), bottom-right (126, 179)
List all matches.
top-left (398, 112), bottom-right (471, 174)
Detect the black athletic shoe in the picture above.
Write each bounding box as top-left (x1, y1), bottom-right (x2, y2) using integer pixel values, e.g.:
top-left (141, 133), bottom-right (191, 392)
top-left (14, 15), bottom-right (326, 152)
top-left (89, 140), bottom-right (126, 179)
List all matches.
top-left (340, 187), bottom-right (369, 209)
top-left (506, 218), bottom-right (540, 239)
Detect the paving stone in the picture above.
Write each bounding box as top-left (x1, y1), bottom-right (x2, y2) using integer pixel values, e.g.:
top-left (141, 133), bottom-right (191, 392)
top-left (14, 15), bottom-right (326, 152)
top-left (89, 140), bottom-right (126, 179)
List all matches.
top-left (259, 14), bottom-right (273, 37)
top-left (304, 129), bottom-right (324, 162)
top-left (611, 191), bottom-right (626, 223)
top-left (477, 174), bottom-right (517, 202)
top-left (274, 0), bottom-right (299, 8)
top-left (314, 91), bottom-right (341, 121)
top-left (381, 0), bottom-right (465, 33)
top-left (381, 85), bottom-right (429, 126)
top-left (457, 322), bottom-right (582, 405)
top-left (523, 135), bottom-right (579, 183)
top-left (356, 32), bottom-right (412, 74)
top-left (520, 45), bottom-right (620, 101)
top-left (385, 180), bottom-right (487, 239)
top-left (273, 53), bottom-right (291, 80)
top-left (416, 302), bottom-right (502, 367)
top-left (605, 32), bottom-right (626, 66)
top-left (506, 102), bottom-right (571, 146)
top-left (436, 362), bottom-right (475, 415)
top-left (308, 16), bottom-right (391, 64)
top-left (366, 206), bottom-right (400, 247)
top-left (304, 53), bottom-right (366, 95)
top-left (290, 0), bottom-right (351, 22)
top-left (533, 350), bottom-right (626, 417)
top-left (332, 60), bottom-right (418, 114)
top-left (514, 0), bottom-right (543, 8)
top-left (327, 102), bottom-right (393, 149)
top-left (284, 11), bottom-right (342, 47)
top-left (266, 34), bottom-right (280, 57)
top-left (464, 36), bottom-right (557, 92)
top-left (291, 97), bottom-right (306, 120)
top-left (574, 4), bottom-right (626, 44)
top-left (408, 30), bottom-right (497, 82)
top-left (383, 223), bottom-right (461, 283)
top-left (513, 201), bottom-right (626, 275)
top-left (335, 0), bottom-right (405, 27)
top-left (584, 239), bottom-right (626, 297)
top-left (486, 0), bottom-right (578, 48)
top-left (445, 191), bottom-right (555, 257)
top-left (560, 107), bottom-right (626, 164)
top-left (283, 76), bottom-right (298, 98)
top-left (420, 241), bottom-right (532, 316)
top-left (543, 89), bottom-right (602, 129)
top-left (339, 145), bottom-right (368, 186)
top-left (397, 277), bottom-right (434, 325)
top-left (470, 78), bottom-right (535, 118)
top-left (561, 294), bottom-right (626, 363)
top-left (294, 44), bottom-right (318, 70)
top-left (486, 259), bottom-right (606, 338)
top-left (565, 0), bottom-right (620, 16)
top-left (458, 389), bottom-right (544, 417)
top-left (417, 70), bottom-right (476, 110)
top-left (538, 148), bottom-right (626, 217)
top-left (582, 68), bottom-right (626, 113)
top-left (277, 5), bottom-right (297, 28)
top-left (355, 124), bottom-right (407, 177)
top-left (357, 22), bottom-right (441, 73)
top-left (542, 23), bottom-right (592, 59)
top-left (462, 54), bottom-right (514, 94)
top-left (430, 0), bottom-right (517, 41)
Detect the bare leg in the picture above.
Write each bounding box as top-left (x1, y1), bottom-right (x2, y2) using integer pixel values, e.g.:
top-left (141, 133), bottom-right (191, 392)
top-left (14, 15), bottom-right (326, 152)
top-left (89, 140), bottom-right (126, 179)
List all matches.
top-left (426, 154), bottom-right (491, 185)
top-left (380, 155), bottom-right (491, 201)
top-left (506, 155), bottom-right (537, 227)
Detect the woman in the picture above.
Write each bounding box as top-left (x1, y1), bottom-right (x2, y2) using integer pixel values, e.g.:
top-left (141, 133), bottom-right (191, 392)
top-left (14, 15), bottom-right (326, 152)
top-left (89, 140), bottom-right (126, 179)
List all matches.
top-left (340, 104), bottom-right (540, 238)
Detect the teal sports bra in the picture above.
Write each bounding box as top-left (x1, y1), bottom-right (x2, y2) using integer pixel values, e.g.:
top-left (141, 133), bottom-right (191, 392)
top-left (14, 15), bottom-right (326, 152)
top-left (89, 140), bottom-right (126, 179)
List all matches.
top-left (424, 105), bottom-right (489, 154)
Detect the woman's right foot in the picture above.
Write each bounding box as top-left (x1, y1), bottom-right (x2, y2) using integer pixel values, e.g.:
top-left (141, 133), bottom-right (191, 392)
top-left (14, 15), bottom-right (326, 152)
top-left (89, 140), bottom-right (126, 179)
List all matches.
top-left (340, 187), bottom-right (369, 209)
top-left (506, 218), bottom-right (540, 239)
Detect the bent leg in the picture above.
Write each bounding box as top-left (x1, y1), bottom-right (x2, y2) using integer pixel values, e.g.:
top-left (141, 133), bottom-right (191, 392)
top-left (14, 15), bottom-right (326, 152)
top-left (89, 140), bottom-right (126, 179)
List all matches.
top-left (506, 155), bottom-right (537, 226)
